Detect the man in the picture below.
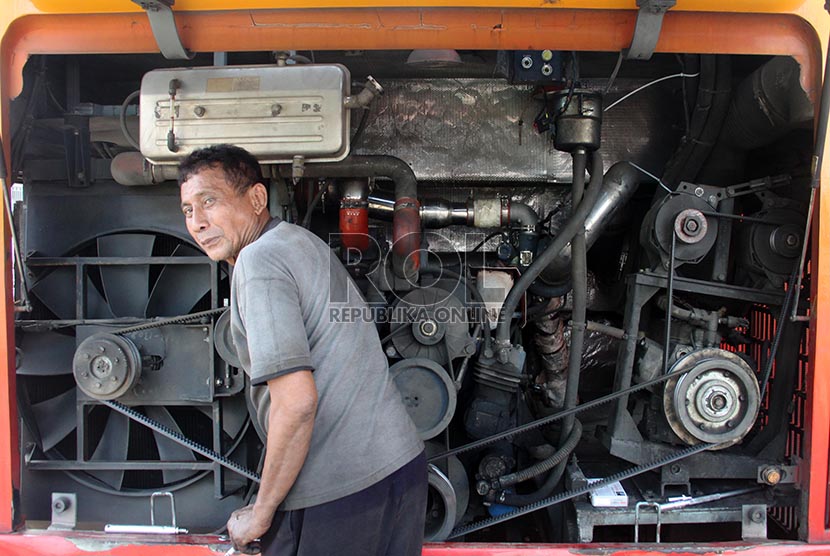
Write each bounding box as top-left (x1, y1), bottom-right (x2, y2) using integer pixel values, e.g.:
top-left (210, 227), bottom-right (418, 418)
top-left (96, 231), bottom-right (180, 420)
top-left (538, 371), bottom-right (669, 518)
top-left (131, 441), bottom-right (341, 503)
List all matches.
top-left (178, 144), bottom-right (426, 556)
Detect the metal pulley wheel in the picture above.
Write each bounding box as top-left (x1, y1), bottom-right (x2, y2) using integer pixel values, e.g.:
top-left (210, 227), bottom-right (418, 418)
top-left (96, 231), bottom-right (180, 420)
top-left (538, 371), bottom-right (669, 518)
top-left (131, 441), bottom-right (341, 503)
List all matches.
top-left (425, 441), bottom-right (469, 537)
top-left (214, 309), bottom-right (241, 368)
top-left (663, 348), bottom-right (760, 449)
top-left (425, 464), bottom-right (458, 542)
top-left (73, 333), bottom-right (143, 400)
top-left (389, 358), bottom-right (457, 440)
top-left (391, 287), bottom-right (474, 365)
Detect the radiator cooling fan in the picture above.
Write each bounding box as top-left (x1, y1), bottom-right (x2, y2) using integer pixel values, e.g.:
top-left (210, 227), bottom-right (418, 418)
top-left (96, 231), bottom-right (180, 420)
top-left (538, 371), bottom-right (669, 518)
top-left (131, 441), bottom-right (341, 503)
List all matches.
top-left (17, 232), bottom-right (249, 499)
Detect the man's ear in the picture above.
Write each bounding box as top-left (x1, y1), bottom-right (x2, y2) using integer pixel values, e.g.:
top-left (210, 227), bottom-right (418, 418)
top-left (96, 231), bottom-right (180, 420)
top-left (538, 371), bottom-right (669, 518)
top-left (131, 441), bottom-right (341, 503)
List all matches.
top-left (248, 183), bottom-right (269, 215)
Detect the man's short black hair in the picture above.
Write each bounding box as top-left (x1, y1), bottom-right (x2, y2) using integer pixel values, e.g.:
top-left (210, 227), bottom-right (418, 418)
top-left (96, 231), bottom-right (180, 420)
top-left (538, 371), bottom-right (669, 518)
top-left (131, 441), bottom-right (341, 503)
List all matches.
top-left (178, 144), bottom-right (263, 195)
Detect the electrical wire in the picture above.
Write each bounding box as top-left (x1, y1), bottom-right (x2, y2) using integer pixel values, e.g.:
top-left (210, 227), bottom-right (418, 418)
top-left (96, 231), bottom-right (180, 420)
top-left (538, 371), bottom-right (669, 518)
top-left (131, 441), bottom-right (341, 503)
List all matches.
top-left (471, 231), bottom-right (504, 252)
top-left (604, 51), bottom-right (624, 94)
top-left (625, 161), bottom-right (673, 195)
top-left (604, 72), bottom-right (701, 113)
top-left (120, 90), bottom-right (141, 151)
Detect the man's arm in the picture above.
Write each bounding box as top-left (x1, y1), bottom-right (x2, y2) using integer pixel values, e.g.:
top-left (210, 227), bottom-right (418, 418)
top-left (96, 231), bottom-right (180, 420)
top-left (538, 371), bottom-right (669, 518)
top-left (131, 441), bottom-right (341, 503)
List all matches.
top-left (227, 369), bottom-right (318, 551)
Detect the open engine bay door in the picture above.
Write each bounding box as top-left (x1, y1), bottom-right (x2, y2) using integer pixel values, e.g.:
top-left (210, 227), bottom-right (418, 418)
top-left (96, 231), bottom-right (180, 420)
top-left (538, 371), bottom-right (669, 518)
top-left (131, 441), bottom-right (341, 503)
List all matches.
top-left (0, 1), bottom-right (830, 553)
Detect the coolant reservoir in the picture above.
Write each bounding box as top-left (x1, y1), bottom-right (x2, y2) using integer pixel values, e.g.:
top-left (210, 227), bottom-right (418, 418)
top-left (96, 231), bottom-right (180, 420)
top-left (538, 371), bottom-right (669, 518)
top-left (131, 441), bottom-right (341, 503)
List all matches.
top-left (139, 64), bottom-right (351, 164)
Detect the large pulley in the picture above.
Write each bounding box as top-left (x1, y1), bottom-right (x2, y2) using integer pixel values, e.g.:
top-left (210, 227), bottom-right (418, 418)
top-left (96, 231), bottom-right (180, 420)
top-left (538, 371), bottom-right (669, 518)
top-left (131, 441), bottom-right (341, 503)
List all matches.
top-left (663, 348), bottom-right (760, 449)
top-left (73, 333), bottom-right (143, 400)
top-left (390, 287), bottom-right (474, 365)
top-left (390, 358), bottom-right (457, 440)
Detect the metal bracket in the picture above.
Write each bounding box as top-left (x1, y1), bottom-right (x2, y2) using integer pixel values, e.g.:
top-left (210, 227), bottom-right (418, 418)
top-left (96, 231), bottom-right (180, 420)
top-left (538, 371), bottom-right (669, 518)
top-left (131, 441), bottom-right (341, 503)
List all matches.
top-left (48, 493), bottom-right (77, 530)
top-left (625, 0), bottom-right (676, 61)
top-left (131, 0), bottom-right (194, 60)
top-left (742, 504), bottom-right (768, 540)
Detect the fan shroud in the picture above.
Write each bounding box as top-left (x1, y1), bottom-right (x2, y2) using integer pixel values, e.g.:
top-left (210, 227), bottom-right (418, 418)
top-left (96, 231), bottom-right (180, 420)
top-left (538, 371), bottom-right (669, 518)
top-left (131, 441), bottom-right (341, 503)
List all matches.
top-left (17, 214), bottom-right (256, 529)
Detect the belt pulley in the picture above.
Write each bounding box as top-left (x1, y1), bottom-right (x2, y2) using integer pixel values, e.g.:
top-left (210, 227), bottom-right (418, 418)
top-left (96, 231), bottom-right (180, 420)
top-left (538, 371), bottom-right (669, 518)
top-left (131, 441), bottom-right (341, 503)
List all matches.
top-left (92, 308), bottom-right (716, 537)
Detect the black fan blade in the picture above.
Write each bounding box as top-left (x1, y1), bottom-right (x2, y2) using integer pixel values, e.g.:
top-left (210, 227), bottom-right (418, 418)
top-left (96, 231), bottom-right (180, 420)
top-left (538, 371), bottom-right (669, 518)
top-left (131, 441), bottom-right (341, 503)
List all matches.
top-left (145, 244), bottom-right (211, 317)
top-left (97, 234), bottom-right (154, 318)
top-left (17, 331), bottom-right (74, 376)
top-left (196, 396), bottom-right (248, 439)
top-left (32, 268), bottom-right (114, 320)
top-left (145, 406), bottom-right (197, 484)
top-left (31, 389), bottom-right (76, 451)
top-left (90, 410), bottom-right (130, 491)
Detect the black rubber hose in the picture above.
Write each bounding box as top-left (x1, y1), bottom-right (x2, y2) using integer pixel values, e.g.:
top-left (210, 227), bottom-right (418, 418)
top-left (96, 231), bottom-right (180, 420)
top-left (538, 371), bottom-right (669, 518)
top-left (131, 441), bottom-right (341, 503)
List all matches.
top-left (661, 55), bottom-right (731, 188)
top-left (497, 420), bottom-right (581, 507)
top-left (496, 419), bottom-right (582, 490)
top-left (561, 150), bottom-right (588, 442)
top-left (495, 153), bottom-right (604, 353)
top-left (528, 280), bottom-right (572, 298)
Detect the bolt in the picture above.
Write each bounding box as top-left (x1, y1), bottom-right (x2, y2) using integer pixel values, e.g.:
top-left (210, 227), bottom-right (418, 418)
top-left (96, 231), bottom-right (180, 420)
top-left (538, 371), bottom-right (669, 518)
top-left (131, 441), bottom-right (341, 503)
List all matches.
top-left (521, 56), bottom-right (533, 69)
top-left (95, 382), bottom-right (102, 389)
top-left (81, 372), bottom-right (88, 378)
top-left (111, 376), bottom-right (118, 382)
top-left (762, 467), bottom-right (783, 485)
top-left (726, 420), bottom-right (734, 429)
top-left (215, 378), bottom-right (224, 387)
top-left (750, 509), bottom-right (765, 523)
top-left (114, 358), bottom-right (119, 364)
top-left (709, 195), bottom-right (718, 205)
top-left (53, 498), bottom-right (68, 513)
top-left (684, 219), bottom-right (700, 234)
top-left (271, 104), bottom-right (283, 116)
top-left (717, 274), bottom-right (726, 281)
top-left (785, 233), bottom-right (799, 247)
top-left (99, 346), bottom-right (106, 353)
top-left (694, 187), bottom-right (704, 197)
top-left (541, 63), bottom-right (553, 77)
top-left (193, 105), bottom-right (206, 117)
top-left (670, 464), bottom-right (681, 475)
top-left (385, 345), bottom-right (397, 358)
top-left (83, 353), bottom-right (90, 360)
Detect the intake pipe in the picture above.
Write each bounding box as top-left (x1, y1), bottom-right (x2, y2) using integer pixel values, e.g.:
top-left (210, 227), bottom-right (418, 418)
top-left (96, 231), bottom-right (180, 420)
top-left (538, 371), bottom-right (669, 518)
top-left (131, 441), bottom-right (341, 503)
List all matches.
top-left (368, 193), bottom-right (539, 229)
top-left (277, 156), bottom-right (420, 279)
top-left (112, 153), bottom-right (421, 279)
top-left (539, 161), bottom-right (640, 285)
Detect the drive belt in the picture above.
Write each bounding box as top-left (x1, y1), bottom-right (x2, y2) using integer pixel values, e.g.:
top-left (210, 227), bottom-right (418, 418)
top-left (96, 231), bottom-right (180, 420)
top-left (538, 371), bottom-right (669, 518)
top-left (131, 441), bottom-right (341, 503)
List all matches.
top-left (448, 441), bottom-right (715, 538)
top-left (102, 399), bottom-right (261, 483)
top-left (102, 308), bottom-right (711, 536)
top-left (103, 308), bottom-right (262, 483)
top-left (428, 363), bottom-right (697, 463)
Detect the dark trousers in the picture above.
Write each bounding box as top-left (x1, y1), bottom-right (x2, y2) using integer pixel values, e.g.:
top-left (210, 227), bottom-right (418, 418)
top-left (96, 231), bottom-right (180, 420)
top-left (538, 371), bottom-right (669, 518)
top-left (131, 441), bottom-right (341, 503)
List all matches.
top-left (262, 452), bottom-right (427, 556)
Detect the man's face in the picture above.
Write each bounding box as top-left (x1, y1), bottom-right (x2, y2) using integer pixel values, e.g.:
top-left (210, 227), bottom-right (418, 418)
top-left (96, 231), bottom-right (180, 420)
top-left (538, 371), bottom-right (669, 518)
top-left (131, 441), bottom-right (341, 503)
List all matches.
top-left (180, 166), bottom-right (265, 264)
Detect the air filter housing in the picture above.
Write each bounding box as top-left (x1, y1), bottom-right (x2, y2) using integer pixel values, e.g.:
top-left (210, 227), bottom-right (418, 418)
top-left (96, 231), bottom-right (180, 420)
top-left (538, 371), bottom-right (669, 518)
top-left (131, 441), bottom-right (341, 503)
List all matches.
top-left (139, 64), bottom-right (351, 164)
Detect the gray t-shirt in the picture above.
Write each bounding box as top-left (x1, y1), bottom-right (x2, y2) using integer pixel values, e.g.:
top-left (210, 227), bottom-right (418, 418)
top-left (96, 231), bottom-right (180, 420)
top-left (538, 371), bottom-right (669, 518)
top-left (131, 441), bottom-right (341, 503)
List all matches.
top-left (230, 217), bottom-right (423, 510)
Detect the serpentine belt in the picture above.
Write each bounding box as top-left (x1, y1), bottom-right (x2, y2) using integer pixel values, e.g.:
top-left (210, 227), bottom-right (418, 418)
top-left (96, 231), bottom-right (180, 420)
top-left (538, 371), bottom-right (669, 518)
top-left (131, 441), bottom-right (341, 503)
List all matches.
top-left (98, 308), bottom-right (716, 537)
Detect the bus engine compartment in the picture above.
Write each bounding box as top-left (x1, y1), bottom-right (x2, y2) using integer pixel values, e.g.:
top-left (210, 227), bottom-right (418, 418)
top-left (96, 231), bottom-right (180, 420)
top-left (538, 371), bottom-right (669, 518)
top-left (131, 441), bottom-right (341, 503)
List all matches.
top-left (9, 47), bottom-right (813, 543)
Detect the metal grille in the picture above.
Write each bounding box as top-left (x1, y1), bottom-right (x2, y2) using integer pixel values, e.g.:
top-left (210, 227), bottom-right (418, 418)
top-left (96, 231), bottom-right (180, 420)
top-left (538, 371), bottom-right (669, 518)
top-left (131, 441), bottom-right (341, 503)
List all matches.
top-left (743, 303), bottom-right (806, 537)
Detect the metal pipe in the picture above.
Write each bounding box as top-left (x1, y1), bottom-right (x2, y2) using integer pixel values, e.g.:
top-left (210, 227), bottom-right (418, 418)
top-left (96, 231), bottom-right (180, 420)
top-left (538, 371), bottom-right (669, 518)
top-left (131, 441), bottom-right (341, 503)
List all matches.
top-left (495, 153), bottom-right (605, 356)
top-left (369, 192), bottom-right (539, 230)
top-left (275, 155), bottom-right (420, 279)
top-left (540, 161), bottom-right (639, 284)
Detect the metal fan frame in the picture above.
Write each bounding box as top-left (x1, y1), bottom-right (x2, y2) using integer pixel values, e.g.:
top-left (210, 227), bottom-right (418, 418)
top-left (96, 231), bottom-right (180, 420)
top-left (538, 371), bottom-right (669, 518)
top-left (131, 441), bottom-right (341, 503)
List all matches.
top-left (19, 228), bottom-right (248, 497)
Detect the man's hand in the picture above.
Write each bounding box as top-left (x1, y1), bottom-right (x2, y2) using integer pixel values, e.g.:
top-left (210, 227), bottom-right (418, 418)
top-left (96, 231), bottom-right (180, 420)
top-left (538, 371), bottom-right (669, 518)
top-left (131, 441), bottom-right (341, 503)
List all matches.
top-left (227, 505), bottom-right (269, 554)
